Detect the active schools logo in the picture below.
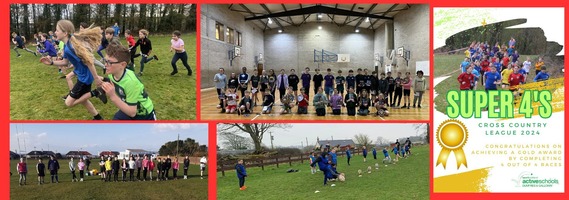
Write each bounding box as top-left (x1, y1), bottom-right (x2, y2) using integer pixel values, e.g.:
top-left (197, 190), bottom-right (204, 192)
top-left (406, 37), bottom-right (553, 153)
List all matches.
top-left (512, 172), bottom-right (560, 188)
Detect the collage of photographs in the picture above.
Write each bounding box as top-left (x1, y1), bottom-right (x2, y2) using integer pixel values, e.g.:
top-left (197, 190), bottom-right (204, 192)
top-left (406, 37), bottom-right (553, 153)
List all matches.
top-left (6, 2), bottom-right (566, 200)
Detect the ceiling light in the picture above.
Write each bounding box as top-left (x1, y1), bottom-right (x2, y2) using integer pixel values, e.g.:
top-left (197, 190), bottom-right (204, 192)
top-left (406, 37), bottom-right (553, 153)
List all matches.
top-left (318, 26), bottom-right (322, 30)
top-left (355, 29), bottom-right (360, 33)
top-left (318, 14), bottom-right (322, 18)
top-left (268, 18), bottom-right (273, 24)
top-left (365, 17), bottom-right (370, 22)
top-left (278, 29), bottom-right (282, 33)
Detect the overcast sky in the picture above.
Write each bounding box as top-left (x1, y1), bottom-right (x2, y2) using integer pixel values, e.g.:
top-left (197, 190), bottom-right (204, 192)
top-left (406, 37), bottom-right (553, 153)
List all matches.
top-left (434, 8), bottom-right (564, 55)
top-left (10, 124), bottom-right (208, 154)
top-left (218, 123), bottom-right (426, 149)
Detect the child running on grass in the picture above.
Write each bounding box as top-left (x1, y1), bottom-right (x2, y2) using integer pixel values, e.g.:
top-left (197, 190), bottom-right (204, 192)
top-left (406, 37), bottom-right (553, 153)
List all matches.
top-left (40, 20), bottom-right (105, 120)
top-left (130, 29), bottom-right (158, 76)
top-left (99, 43), bottom-right (156, 120)
top-left (169, 30), bottom-right (192, 76)
top-left (12, 32), bottom-right (37, 57)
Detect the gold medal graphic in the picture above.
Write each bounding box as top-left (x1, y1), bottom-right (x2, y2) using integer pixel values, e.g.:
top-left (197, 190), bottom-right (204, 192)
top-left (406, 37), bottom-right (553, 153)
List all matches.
top-left (436, 119), bottom-right (468, 169)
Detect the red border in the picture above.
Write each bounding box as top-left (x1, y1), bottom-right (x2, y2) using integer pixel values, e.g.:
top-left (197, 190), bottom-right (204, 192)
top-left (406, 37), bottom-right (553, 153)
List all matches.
top-left (4, 2), bottom-right (569, 200)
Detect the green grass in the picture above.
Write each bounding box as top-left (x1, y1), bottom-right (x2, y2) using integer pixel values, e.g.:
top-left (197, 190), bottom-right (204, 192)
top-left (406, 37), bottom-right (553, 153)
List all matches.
top-left (217, 145), bottom-right (429, 200)
top-left (433, 54), bottom-right (540, 114)
top-left (10, 159), bottom-right (207, 199)
top-left (10, 34), bottom-right (196, 120)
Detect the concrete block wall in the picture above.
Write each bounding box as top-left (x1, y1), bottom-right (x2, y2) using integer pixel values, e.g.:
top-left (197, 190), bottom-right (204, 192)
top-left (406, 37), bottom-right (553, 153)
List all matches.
top-left (263, 22), bottom-right (375, 74)
top-left (200, 4), bottom-right (264, 88)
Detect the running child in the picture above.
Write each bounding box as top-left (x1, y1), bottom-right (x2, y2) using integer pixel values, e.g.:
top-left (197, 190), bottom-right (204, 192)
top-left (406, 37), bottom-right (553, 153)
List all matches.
top-left (40, 20), bottom-right (105, 120)
top-left (130, 29), bottom-right (159, 76)
top-left (457, 66), bottom-right (475, 90)
top-left (99, 43), bottom-right (156, 120)
top-left (501, 64), bottom-right (513, 89)
top-left (169, 30), bottom-right (192, 76)
top-left (509, 66), bottom-right (525, 96)
top-left (534, 66), bottom-right (550, 82)
top-left (12, 32), bottom-right (37, 57)
top-left (484, 66), bottom-right (502, 92)
top-left (124, 30), bottom-right (137, 70)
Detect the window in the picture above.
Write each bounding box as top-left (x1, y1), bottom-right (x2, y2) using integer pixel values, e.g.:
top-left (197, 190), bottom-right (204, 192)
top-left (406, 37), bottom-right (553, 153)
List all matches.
top-left (237, 31), bottom-right (242, 46)
top-left (215, 22), bottom-right (224, 41)
top-left (227, 27), bottom-right (234, 44)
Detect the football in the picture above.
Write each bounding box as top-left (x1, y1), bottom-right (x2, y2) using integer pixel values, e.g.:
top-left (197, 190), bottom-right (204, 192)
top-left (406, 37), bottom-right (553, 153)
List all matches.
top-left (338, 173), bottom-right (346, 182)
top-left (375, 163), bottom-right (379, 170)
top-left (367, 166), bottom-right (372, 173)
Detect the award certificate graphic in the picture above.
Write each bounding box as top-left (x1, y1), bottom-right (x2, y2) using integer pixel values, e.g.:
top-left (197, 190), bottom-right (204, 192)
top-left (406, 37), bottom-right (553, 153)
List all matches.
top-left (433, 8), bottom-right (565, 193)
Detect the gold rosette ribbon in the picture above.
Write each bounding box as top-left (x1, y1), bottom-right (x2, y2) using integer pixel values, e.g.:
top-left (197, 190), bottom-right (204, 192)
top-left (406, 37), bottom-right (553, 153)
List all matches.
top-left (436, 119), bottom-right (468, 169)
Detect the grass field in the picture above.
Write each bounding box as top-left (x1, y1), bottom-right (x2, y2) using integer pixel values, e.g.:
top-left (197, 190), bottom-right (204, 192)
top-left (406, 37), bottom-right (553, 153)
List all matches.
top-left (10, 159), bottom-right (207, 199)
top-left (10, 34), bottom-right (196, 120)
top-left (433, 54), bottom-right (543, 114)
top-left (217, 145), bottom-right (429, 200)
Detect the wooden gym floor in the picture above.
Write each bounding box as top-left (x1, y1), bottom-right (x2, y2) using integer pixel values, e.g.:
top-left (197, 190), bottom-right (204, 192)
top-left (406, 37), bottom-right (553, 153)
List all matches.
top-left (200, 85), bottom-right (430, 121)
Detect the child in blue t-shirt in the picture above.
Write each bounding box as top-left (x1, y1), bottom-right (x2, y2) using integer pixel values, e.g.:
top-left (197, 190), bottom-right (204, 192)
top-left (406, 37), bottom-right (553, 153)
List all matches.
top-left (484, 66), bottom-right (502, 92)
top-left (309, 152), bottom-right (317, 174)
top-left (346, 148), bottom-right (352, 166)
top-left (372, 147), bottom-right (377, 160)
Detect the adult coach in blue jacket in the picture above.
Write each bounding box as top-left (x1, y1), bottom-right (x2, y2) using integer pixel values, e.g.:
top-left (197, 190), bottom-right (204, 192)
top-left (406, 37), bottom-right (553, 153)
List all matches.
top-left (236, 159), bottom-right (247, 190)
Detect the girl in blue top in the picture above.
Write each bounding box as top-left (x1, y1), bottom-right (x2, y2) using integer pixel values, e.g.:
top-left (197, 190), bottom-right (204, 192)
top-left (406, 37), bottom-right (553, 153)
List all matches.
top-left (309, 152), bottom-right (316, 174)
top-left (40, 20), bottom-right (105, 120)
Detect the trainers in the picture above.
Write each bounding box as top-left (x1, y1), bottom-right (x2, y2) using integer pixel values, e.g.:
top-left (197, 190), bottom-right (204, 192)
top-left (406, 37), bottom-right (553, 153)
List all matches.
top-left (331, 184), bottom-right (336, 187)
top-left (60, 75), bottom-right (66, 79)
top-left (61, 95), bottom-right (68, 101)
top-left (34, 52), bottom-right (38, 56)
top-left (171, 71), bottom-right (178, 76)
top-left (95, 87), bottom-right (107, 104)
top-left (153, 55), bottom-right (159, 60)
top-left (138, 72), bottom-right (143, 76)
top-left (418, 105), bottom-right (422, 108)
top-left (188, 71), bottom-right (192, 76)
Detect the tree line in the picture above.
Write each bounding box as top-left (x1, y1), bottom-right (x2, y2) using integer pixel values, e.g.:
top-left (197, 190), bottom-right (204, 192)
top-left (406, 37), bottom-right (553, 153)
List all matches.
top-left (10, 4), bottom-right (196, 40)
